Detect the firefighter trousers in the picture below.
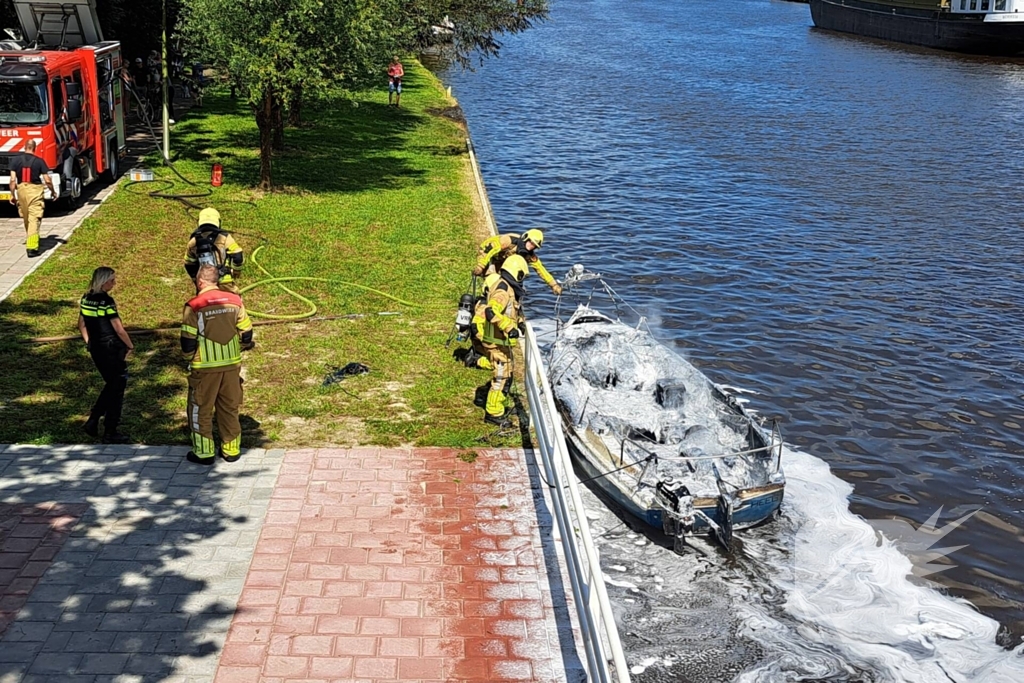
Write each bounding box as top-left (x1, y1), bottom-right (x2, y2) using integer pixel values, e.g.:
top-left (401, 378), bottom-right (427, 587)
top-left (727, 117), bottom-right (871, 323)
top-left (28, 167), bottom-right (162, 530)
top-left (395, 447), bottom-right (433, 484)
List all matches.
top-left (17, 183), bottom-right (44, 252)
top-left (187, 365), bottom-right (243, 460)
top-left (482, 341), bottom-right (511, 417)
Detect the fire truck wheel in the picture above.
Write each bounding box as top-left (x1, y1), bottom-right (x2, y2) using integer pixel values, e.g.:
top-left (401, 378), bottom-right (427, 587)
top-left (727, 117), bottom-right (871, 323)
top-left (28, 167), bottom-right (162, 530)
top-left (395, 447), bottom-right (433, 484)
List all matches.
top-left (103, 144), bottom-right (120, 183)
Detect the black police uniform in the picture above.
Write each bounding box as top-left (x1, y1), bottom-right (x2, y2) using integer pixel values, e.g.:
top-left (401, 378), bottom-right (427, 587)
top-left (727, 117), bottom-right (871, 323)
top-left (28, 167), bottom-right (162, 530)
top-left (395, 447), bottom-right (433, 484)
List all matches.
top-left (80, 292), bottom-right (129, 437)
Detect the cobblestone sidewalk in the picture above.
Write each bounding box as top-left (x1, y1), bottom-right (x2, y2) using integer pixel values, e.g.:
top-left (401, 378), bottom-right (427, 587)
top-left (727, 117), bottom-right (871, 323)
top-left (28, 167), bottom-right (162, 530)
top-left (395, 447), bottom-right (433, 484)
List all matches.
top-left (0, 445), bottom-right (584, 683)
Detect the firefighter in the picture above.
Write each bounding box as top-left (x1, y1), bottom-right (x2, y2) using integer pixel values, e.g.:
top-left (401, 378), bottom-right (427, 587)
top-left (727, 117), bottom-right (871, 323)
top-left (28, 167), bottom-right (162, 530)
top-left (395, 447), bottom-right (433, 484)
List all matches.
top-left (461, 272), bottom-right (500, 370)
top-left (181, 265), bottom-right (254, 465)
top-left (479, 254), bottom-right (528, 426)
top-left (472, 229), bottom-right (562, 296)
top-left (9, 140), bottom-right (55, 258)
top-left (184, 208), bottom-right (244, 293)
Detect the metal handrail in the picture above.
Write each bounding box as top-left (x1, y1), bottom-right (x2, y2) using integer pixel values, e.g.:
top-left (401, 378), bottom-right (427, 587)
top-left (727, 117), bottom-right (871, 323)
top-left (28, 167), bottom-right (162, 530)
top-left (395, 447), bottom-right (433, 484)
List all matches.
top-left (523, 322), bottom-right (631, 683)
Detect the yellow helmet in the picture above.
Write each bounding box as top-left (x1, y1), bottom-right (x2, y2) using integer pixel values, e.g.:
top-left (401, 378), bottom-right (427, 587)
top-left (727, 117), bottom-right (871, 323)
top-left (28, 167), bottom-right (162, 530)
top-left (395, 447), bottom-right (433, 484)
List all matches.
top-left (197, 207), bottom-right (221, 230)
top-left (523, 229), bottom-right (544, 249)
top-left (501, 254), bottom-right (529, 284)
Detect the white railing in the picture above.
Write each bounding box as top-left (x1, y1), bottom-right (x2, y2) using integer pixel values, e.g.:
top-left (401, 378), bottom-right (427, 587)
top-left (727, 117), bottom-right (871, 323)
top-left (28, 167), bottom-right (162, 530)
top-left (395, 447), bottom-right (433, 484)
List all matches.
top-left (523, 323), bottom-right (632, 683)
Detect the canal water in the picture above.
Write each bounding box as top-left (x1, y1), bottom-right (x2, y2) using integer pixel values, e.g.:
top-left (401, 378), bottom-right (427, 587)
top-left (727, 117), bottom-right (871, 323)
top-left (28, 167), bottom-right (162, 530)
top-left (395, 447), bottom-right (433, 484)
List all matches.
top-left (443, 0), bottom-right (1024, 679)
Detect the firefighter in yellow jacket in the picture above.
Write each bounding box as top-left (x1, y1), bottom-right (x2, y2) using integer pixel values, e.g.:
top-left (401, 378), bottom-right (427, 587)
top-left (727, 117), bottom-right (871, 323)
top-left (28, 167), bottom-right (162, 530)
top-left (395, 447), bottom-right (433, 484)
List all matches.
top-left (461, 272), bottom-right (501, 370)
top-left (479, 255), bottom-right (528, 425)
top-left (472, 229), bottom-right (563, 296)
top-left (184, 208), bottom-right (244, 293)
top-left (181, 265), bottom-right (254, 464)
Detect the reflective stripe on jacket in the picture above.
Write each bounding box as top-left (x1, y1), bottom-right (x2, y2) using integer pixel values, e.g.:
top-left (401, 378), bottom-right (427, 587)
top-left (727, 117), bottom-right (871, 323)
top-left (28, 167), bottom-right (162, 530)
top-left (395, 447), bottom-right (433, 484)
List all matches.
top-left (481, 280), bottom-right (521, 347)
top-left (475, 233), bottom-right (556, 286)
top-left (181, 286), bottom-right (253, 371)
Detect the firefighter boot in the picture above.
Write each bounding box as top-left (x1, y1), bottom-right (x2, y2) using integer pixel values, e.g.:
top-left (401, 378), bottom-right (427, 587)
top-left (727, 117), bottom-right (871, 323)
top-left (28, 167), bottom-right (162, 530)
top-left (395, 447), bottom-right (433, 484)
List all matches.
top-left (484, 389), bottom-right (512, 427)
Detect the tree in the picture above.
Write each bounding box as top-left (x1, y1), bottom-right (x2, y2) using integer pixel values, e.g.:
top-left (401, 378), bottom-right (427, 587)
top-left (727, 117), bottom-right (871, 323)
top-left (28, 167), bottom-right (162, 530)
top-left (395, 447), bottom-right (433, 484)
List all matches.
top-left (400, 0), bottom-right (547, 66)
top-left (179, 0), bottom-right (547, 190)
top-left (179, 0), bottom-right (401, 190)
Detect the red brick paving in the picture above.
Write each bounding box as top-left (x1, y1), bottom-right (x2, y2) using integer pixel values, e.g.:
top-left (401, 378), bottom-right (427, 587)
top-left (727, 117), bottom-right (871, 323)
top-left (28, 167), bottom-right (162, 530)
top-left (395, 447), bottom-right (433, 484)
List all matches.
top-left (0, 502), bottom-right (87, 636)
top-left (216, 448), bottom-right (574, 683)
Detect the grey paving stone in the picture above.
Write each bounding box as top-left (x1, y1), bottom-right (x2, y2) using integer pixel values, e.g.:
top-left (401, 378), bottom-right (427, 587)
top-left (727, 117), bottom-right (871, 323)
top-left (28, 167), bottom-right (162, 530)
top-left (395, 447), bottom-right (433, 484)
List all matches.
top-left (66, 631), bottom-right (117, 652)
top-left (2, 621), bottom-right (54, 642)
top-left (27, 584), bottom-right (77, 603)
top-left (39, 630), bottom-right (73, 652)
top-left (109, 632), bottom-right (160, 654)
top-left (21, 675), bottom-right (97, 683)
top-left (158, 577), bottom-right (201, 595)
top-left (16, 603), bottom-right (65, 622)
top-left (27, 653), bottom-right (81, 674)
top-left (0, 640), bottom-right (43, 662)
top-left (85, 595), bottom-right (135, 613)
top-left (142, 614), bottom-right (188, 632)
top-left (78, 653), bottom-right (129, 675)
top-left (53, 613), bottom-right (104, 632)
top-left (123, 654), bottom-right (173, 676)
top-left (128, 596), bottom-right (177, 613)
top-left (97, 614), bottom-right (148, 632)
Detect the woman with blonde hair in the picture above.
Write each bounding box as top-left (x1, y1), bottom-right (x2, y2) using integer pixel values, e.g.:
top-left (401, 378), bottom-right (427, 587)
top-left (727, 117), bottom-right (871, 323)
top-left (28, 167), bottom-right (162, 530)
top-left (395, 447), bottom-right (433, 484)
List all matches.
top-left (78, 266), bottom-right (134, 443)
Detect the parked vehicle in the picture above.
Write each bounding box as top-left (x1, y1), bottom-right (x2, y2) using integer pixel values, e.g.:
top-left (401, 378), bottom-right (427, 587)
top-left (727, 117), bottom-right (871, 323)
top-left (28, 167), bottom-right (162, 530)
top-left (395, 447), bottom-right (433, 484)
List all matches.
top-left (0, 0), bottom-right (126, 208)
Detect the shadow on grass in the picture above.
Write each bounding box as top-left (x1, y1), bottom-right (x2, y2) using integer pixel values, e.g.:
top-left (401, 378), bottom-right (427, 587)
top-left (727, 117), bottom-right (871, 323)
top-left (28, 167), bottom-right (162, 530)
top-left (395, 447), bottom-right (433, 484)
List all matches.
top-left (0, 440), bottom-right (281, 680)
top-left (0, 300), bottom-right (267, 447)
top-left (168, 75), bottom-right (448, 193)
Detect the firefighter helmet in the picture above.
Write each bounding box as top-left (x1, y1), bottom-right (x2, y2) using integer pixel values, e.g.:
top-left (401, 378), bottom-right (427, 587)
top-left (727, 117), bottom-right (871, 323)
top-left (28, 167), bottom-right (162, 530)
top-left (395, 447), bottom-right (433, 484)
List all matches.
top-left (523, 229), bottom-right (544, 249)
top-left (501, 254), bottom-right (529, 284)
top-left (197, 208), bottom-right (221, 230)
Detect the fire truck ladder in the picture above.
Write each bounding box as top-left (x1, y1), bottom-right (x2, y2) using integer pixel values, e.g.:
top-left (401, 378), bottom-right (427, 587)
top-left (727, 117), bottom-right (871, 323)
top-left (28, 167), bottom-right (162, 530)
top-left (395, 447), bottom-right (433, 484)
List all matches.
top-left (12, 0), bottom-right (103, 49)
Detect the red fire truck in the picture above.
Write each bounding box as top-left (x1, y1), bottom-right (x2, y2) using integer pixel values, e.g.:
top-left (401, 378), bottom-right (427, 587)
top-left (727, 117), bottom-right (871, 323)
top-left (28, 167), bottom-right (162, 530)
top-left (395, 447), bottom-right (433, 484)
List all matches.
top-left (0, 0), bottom-right (126, 207)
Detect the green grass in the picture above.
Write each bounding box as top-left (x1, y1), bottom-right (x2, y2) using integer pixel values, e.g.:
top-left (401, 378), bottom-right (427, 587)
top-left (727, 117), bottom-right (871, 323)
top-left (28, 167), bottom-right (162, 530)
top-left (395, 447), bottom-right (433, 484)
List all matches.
top-left (0, 63), bottom-right (519, 448)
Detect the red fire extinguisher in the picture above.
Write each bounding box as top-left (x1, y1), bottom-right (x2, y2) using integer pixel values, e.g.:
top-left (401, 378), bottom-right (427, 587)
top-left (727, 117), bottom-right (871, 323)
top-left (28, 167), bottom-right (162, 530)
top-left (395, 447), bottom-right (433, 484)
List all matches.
top-left (211, 163), bottom-right (223, 187)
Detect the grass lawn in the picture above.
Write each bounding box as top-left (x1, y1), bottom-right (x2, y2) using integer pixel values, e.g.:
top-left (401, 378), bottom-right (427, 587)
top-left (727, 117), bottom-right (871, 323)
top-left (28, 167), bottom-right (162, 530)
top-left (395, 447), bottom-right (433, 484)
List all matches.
top-left (0, 63), bottom-right (516, 448)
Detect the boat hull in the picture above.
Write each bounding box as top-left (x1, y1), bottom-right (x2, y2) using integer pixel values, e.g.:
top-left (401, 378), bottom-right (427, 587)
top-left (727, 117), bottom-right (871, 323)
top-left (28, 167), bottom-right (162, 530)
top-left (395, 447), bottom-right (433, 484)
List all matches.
top-left (565, 428), bottom-right (785, 536)
top-left (809, 0), bottom-right (1024, 55)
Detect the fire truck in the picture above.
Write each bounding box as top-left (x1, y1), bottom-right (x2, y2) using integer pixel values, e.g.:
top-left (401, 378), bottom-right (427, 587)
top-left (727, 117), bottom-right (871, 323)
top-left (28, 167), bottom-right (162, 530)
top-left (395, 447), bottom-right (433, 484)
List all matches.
top-left (0, 0), bottom-right (126, 207)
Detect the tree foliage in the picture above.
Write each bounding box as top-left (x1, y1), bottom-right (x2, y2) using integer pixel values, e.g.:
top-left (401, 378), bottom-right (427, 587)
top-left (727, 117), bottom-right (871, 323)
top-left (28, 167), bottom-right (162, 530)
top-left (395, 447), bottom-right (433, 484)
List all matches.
top-left (178, 0), bottom-right (547, 190)
top-left (401, 0), bottom-right (547, 66)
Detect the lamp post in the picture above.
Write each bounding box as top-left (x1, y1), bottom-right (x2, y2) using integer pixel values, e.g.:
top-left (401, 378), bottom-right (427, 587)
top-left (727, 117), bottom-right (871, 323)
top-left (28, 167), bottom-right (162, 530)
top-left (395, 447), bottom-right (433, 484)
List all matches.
top-left (161, 0), bottom-right (170, 161)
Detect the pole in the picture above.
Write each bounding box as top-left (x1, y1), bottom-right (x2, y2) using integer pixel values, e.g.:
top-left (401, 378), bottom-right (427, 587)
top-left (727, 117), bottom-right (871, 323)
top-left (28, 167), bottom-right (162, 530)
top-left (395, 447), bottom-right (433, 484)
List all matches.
top-left (161, 0), bottom-right (170, 161)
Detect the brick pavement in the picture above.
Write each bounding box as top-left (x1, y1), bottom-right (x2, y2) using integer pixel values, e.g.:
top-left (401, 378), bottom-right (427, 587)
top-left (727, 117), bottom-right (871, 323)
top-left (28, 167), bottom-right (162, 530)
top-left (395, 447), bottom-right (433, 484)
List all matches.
top-left (0, 445), bottom-right (585, 683)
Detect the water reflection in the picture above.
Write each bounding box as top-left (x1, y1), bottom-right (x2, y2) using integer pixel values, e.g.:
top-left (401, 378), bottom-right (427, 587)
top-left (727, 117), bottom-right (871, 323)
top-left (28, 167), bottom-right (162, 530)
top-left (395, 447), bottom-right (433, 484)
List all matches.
top-left (444, 0), bottom-right (1024, 673)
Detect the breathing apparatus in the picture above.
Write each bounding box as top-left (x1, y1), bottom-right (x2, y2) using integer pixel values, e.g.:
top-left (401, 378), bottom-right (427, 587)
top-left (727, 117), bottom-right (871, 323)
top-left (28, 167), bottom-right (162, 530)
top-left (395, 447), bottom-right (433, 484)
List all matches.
top-left (453, 293), bottom-right (475, 342)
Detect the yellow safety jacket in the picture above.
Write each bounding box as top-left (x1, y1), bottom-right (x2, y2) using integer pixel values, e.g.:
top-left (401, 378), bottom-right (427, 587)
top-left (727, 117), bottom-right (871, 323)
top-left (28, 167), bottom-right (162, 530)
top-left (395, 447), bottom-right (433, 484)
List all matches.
top-left (180, 286), bottom-right (253, 371)
top-left (475, 233), bottom-right (557, 288)
top-left (481, 279), bottom-right (522, 347)
top-left (471, 273), bottom-right (501, 341)
top-left (184, 232), bottom-right (244, 285)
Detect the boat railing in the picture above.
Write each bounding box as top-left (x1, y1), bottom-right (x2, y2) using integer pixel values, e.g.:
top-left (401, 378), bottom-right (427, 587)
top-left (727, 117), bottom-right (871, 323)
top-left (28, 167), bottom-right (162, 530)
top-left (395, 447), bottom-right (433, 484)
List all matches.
top-left (523, 322), bottom-right (632, 683)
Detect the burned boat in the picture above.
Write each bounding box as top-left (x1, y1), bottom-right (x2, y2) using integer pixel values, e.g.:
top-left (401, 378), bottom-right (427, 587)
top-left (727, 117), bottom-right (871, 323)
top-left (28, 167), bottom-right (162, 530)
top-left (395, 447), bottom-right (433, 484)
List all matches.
top-left (546, 269), bottom-right (785, 551)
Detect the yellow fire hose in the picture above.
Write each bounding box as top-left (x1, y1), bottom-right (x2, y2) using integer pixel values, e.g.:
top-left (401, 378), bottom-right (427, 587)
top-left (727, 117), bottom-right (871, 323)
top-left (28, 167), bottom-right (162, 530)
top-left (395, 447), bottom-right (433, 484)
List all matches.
top-left (240, 246), bottom-right (418, 320)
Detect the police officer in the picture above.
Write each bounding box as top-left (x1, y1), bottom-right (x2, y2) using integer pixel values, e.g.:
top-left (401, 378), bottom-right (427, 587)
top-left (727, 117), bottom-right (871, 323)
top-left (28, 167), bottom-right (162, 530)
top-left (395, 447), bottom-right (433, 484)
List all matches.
top-left (181, 265), bottom-right (254, 464)
top-left (472, 229), bottom-right (562, 296)
top-left (479, 255), bottom-right (528, 426)
top-left (78, 267), bottom-right (134, 443)
top-left (9, 140), bottom-right (55, 258)
top-left (184, 208), bottom-right (244, 293)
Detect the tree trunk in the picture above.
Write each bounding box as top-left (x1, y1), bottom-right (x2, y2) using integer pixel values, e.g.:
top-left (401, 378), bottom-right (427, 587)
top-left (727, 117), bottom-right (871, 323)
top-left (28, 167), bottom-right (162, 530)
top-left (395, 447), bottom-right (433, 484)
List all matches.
top-left (289, 85), bottom-right (302, 127)
top-left (272, 94), bottom-right (284, 151)
top-left (254, 90), bottom-right (273, 191)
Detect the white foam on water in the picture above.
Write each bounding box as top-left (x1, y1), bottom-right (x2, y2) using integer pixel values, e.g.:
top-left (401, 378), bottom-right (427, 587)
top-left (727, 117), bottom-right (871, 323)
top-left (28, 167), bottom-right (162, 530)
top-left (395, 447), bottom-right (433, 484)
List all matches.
top-left (734, 446), bottom-right (1024, 682)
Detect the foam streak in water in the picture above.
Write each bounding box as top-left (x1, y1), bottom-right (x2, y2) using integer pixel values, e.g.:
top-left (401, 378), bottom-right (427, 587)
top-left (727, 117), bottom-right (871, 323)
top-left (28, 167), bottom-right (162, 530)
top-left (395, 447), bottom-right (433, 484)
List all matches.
top-left (737, 448), bottom-right (1024, 682)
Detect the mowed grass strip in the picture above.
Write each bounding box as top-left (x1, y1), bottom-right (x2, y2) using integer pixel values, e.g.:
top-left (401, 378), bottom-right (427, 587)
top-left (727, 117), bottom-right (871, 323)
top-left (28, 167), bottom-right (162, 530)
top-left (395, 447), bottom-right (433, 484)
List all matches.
top-left (0, 63), bottom-right (511, 448)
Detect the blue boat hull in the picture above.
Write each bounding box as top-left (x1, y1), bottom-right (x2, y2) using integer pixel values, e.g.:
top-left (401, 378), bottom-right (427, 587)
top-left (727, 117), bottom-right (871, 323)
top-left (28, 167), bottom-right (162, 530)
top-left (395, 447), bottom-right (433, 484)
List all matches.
top-left (566, 432), bottom-right (784, 536)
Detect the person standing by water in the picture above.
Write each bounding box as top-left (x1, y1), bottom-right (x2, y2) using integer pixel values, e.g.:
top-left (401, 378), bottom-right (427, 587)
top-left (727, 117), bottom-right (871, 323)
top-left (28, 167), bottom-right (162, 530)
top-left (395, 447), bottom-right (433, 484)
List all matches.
top-left (388, 56), bottom-right (404, 107)
top-left (78, 267), bottom-right (134, 444)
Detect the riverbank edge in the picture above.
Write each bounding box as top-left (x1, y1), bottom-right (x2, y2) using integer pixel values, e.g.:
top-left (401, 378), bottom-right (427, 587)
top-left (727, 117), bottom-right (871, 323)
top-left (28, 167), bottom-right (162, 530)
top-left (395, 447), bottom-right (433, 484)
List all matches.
top-left (0, 61), bottom-right (524, 448)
